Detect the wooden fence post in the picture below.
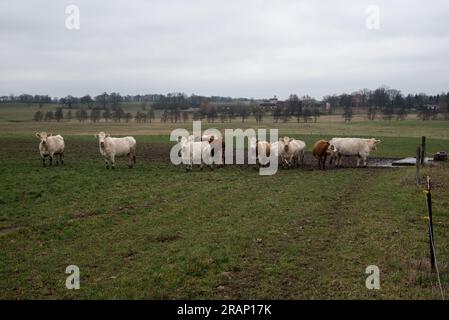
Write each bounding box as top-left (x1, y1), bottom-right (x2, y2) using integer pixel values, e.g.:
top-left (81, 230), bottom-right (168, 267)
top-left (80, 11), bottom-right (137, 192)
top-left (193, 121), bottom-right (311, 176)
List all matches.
top-left (421, 136), bottom-right (426, 166)
top-left (416, 146), bottom-right (421, 185)
top-left (425, 176), bottom-right (435, 270)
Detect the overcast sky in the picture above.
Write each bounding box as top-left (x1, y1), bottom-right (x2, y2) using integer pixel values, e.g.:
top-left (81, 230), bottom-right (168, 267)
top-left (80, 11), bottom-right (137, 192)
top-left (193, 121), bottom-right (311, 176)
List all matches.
top-left (1, 0), bottom-right (448, 99)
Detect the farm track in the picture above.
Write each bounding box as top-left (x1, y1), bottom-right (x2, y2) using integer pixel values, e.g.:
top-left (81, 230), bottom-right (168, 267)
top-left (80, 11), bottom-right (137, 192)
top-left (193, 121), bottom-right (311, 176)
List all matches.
top-left (216, 169), bottom-right (381, 299)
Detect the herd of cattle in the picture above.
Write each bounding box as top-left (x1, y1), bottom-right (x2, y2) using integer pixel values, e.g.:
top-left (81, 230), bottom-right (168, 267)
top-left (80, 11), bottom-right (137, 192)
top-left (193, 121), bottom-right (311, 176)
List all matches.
top-left (178, 134), bottom-right (381, 170)
top-left (35, 131), bottom-right (381, 170)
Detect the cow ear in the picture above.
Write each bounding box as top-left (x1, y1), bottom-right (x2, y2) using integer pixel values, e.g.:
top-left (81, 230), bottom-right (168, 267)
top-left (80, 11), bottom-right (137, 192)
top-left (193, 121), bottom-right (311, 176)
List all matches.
top-left (48, 133), bottom-right (53, 137)
top-left (94, 134), bottom-right (98, 139)
top-left (35, 133), bottom-right (41, 138)
top-left (208, 136), bottom-right (214, 143)
top-left (105, 133), bottom-right (110, 138)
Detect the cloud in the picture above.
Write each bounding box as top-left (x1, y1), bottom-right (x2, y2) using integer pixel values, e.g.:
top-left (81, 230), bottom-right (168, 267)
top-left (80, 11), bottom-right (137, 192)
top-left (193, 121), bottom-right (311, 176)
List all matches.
top-left (0, 0), bottom-right (448, 98)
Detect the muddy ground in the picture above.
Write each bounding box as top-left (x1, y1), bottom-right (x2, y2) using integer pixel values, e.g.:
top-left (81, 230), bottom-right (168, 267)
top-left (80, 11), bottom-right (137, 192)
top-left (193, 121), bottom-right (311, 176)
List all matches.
top-left (6, 138), bottom-right (400, 170)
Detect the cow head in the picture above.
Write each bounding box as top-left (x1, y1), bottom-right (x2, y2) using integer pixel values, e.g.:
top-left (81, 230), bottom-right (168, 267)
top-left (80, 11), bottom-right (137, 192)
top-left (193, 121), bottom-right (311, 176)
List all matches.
top-left (35, 132), bottom-right (52, 147)
top-left (327, 144), bottom-right (337, 155)
top-left (367, 138), bottom-right (381, 151)
top-left (95, 132), bottom-right (110, 148)
top-left (280, 137), bottom-right (291, 152)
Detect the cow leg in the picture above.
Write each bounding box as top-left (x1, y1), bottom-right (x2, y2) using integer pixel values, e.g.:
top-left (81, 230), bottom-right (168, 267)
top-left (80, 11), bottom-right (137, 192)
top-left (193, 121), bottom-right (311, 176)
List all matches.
top-left (49, 155), bottom-right (53, 166)
top-left (356, 156), bottom-right (361, 167)
top-left (111, 155), bottom-right (115, 169)
top-left (363, 155), bottom-right (368, 168)
top-left (128, 154), bottom-right (133, 168)
top-left (42, 157), bottom-right (46, 167)
top-left (60, 153), bottom-right (64, 165)
top-left (323, 155), bottom-right (327, 170)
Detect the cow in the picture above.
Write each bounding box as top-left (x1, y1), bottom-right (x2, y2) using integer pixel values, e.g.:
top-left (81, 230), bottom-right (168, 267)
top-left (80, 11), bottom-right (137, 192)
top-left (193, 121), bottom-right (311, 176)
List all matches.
top-left (249, 138), bottom-right (271, 167)
top-left (312, 140), bottom-right (335, 170)
top-left (279, 137), bottom-right (306, 168)
top-left (35, 132), bottom-right (65, 167)
top-left (202, 135), bottom-right (225, 166)
top-left (329, 138), bottom-right (381, 167)
top-left (94, 132), bottom-right (137, 169)
top-left (179, 136), bottom-right (214, 171)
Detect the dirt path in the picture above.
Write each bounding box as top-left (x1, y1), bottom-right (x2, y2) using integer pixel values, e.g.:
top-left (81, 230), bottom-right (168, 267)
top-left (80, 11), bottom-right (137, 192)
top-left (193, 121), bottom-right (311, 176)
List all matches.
top-left (215, 169), bottom-right (383, 299)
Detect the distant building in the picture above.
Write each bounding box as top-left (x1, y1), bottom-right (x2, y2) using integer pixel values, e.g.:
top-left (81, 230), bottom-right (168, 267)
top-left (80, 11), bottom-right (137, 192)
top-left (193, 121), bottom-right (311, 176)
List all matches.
top-left (425, 104), bottom-right (438, 111)
top-left (258, 96), bottom-right (279, 110)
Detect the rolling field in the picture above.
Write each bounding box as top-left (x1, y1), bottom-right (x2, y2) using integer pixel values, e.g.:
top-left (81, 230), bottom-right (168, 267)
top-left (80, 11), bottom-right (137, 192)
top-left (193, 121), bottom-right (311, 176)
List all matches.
top-left (1, 104), bottom-right (449, 299)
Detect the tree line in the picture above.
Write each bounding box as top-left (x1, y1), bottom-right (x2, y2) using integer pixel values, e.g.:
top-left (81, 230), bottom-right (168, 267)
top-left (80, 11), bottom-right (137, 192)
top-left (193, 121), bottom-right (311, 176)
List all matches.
top-left (5, 86), bottom-right (449, 123)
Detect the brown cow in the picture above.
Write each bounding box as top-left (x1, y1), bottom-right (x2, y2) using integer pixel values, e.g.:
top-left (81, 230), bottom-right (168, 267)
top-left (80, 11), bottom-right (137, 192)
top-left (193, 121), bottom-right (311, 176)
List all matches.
top-left (206, 136), bottom-right (226, 167)
top-left (312, 140), bottom-right (335, 170)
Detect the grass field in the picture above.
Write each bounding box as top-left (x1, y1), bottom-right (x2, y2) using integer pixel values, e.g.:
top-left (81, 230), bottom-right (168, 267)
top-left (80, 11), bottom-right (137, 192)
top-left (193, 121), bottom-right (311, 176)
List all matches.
top-left (1, 104), bottom-right (449, 299)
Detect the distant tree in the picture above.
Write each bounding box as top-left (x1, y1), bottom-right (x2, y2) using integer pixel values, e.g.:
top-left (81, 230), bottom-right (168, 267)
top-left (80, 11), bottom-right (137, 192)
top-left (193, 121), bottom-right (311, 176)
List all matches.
top-left (147, 108), bottom-right (155, 123)
top-left (323, 95), bottom-right (339, 114)
top-left (219, 112), bottom-right (227, 123)
top-left (174, 108), bottom-right (182, 123)
top-left (125, 112), bottom-right (132, 123)
top-left (109, 92), bottom-right (122, 108)
top-left (33, 111), bottom-right (43, 122)
top-left (302, 108), bottom-right (312, 123)
top-left (95, 93), bottom-right (108, 109)
top-left (367, 106), bottom-right (377, 120)
top-left (396, 106), bottom-right (408, 121)
top-left (161, 109), bottom-right (168, 123)
top-left (90, 109), bottom-right (101, 123)
top-left (44, 111), bottom-right (54, 121)
top-left (445, 93), bottom-right (449, 120)
top-left (80, 95), bottom-right (94, 108)
top-left (281, 105), bottom-right (291, 123)
top-left (372, 87), bottom-right (390, 109)
top-left (273, 105), bottom-right (282, 123)
top-left (236, 104), bottom-right (249, 123)
top-left (418, 106), bottom-right (433, 121)
top-left (182, 111), bottom-right (189, 123)
top-left (343, 106), bottom-right (353, 123)
top-left (312, 108), bottom-right (321, 123)
top-left (76, 109), bottom-right (88, 123)
top-left (253, 105), bottom-right (264, 123)
top-left (288, 94), bottom-right (302, 123)
top-left (102, 108), bottom-right (112, 122)
top-left (54, 108), bottom-right (64, 122)
top-left (112, 107), bottom-right (125, 122)
top-left (382, 106), bottom-right (394, 121)
top-left (227, 106), bottom-right (236, 122)
top-left (67, 110), bottom-right (72, 121)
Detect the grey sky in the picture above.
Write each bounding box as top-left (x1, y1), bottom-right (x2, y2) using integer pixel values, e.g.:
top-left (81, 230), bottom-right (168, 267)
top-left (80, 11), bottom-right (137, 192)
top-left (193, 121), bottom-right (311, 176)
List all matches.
top-left (1, 0), bottom-right (448, 99)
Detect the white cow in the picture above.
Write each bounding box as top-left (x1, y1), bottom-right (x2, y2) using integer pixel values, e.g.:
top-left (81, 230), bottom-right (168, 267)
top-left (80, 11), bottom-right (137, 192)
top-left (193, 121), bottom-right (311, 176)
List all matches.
top-left (202, 135), bottom-right (225, 166)
top-left (249, 138), bottom-right (271, 167)
top-left (279, 137), bottom-right (306, 168)
top-left (179, 136), bottom-right (214, 171)
top-left (329, 138), bottom-right (381, 167)
top-left (95, 132), bottom-right (137, 169)
top-left (35, 132), bottom-right (65, 166)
